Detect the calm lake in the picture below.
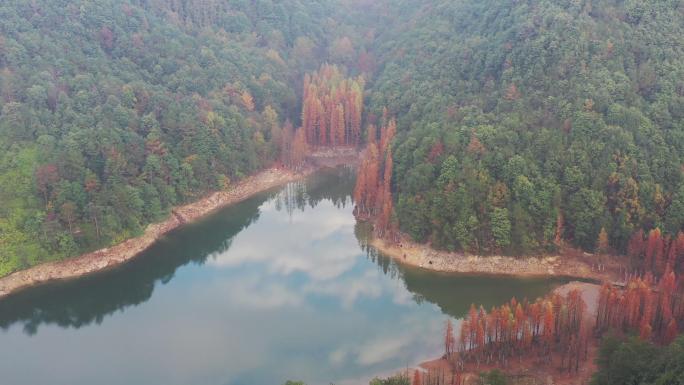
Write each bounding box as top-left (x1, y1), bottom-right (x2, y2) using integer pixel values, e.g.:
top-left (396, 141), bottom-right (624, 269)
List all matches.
top-left (0, 167), bottom-right (565, 385)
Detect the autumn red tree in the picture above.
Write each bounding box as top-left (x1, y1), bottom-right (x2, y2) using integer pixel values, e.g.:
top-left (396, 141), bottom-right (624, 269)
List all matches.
top-left (595, 272), bottom-right (684, 344)
top-left (466, 132), bottom-right (485, 157)
top-left (412, 369), bottom-right (422, 385)
top-left (291, 128), bottom-right (308, 169)
top-left (664, 318), bottom-right (678, 344)
top-left (428, 141), bottom-right (445, 163)
top-left (360, 142), bottom-right (380, 212)
top-left (379, 118), bottom-right (396, 154)
top-left (504, 83), bottom-right (521, 100)
top-left (627, 229), bottom-right (645, 266)
top-left (444, 319), bottom-right (456, 357)
top-left (280, 123), bottom-right (309, 170)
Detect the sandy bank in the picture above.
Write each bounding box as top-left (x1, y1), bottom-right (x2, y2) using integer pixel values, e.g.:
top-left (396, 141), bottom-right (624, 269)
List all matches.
top-left (0, 148), bottom-right (357, 299)
top-left (370, 236), bottom-right (618, 281)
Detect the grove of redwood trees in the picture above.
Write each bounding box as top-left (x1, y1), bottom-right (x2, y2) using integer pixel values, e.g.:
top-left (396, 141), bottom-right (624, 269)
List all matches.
top-left (448, 290), bottom-right (590, 375)
top-left (627, 228), bottom-right (684, 276)
top-left (353, 118), bottom-right (396, 236)
top-left (301, 64), bottom-right (365, 147)
top-left (595, 272), bottom-right (683, 345)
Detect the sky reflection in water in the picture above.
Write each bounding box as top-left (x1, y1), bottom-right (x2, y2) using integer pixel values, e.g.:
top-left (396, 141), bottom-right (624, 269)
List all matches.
top-left (0, 168), bottom-right (563, 385)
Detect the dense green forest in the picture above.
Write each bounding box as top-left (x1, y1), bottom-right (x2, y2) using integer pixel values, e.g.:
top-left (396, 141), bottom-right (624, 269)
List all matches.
top-left (592, 334), bottom-right (684, 385)
top-left (1, 0), bottom-right (683, 270)
top-left (369, 0), bottom-right (684, 255)
top-left (0, 0), bottom-right (381, 275)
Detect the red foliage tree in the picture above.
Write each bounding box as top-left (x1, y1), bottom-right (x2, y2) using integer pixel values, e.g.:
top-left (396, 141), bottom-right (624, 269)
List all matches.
top-left (466, 133), bottom-right (485, 157)
top-left (281, 125), bottom-right (309, 170)
top-left (664, 318), bottom-right (678, 344)
top-left (427, 141), bottom-right (444, 163)
top-left (627, 229), bottom-right (645, 264)
top-left (412, 369), bottom-right (422, 385)
top-left (357, 49), bottom-right (376, 74)
top-left (504, 83), bottom-right (521, 100)
top-left (379, 118), bottom-right (396, 155)
top-left (291, 128), bottom-right (308, 168)
top-left (639, 319), bottom-right (653, 340)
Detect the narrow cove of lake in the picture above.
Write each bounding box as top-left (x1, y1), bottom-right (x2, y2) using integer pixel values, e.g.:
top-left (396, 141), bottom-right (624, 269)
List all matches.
top-left (0, 167), bottom-right (566, 385)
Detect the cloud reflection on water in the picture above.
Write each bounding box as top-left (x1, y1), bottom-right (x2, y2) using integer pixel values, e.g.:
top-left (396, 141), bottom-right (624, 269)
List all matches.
top-left (208, 198), bottom-right (360, 282)
top-left (198, 186), bottom-right (446, 383)
top-left (0, 169), bottom-right (563, 385)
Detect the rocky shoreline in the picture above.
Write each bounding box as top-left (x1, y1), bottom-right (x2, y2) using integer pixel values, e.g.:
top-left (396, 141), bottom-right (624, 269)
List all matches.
top-left (370, 236), bottom-right (618, 282)
top-left (0, 165), bottom-right (322, 300)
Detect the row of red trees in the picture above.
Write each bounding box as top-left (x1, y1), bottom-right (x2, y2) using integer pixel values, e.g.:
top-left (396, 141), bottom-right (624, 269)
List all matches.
top-left (627, 228), bottom-right (684, 276)
top-left (301, 64), bottom-right (364, 147)
top-left (353, 118), bottom-right (396, 236)
top-left (279, 122), bottom-right (308, 170)
top-left (411, 367), bottom-right (460, 385)
top-left (595, 272), bottom-right (683, 344)
top-left (446, 290), bottom-right (590, 374)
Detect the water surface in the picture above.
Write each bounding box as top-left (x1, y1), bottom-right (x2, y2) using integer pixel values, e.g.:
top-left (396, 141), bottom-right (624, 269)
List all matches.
top-left (0, 167), bottom-right (564, 385)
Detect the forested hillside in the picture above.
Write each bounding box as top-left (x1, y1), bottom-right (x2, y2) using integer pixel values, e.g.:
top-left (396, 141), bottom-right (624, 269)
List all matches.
top-left (1, 1), bottom-right (684, 383)
top-left (2, 0), bottom-right (684, 273)
top-left (0, 0), bottom-right (377, 275)
top-left (369, 0), bottom-right (684, 256)
top-left (592, 334), bottom-right (684, 385)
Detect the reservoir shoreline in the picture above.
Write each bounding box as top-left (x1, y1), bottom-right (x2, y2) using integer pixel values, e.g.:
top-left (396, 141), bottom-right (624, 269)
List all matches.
top-left (369, 236), bottom-right (618, 282)
top-left (0, 148), bottom-right (617, 300)
top-left (0, 167), bottom-right (309, 299)
top-left (0, 148), bottom-right (358, 300)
